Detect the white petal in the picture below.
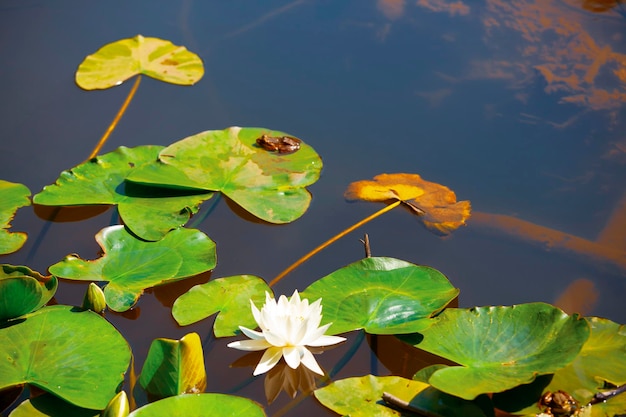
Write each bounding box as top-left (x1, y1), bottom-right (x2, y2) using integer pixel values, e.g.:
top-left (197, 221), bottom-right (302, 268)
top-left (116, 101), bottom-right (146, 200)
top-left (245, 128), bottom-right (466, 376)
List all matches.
top-left (254, 347), bottom-right (283, 375)
top-left (290, 289), bottom-right (301, 304)
top-left (262, 309), bottom-right (287, 344)
top-left (299, 348), bottom-right (324, 375)
top-left (282, 346), bottom-right (302, 369)
top-left (290, 316), bottom-right (309, 345)
top-left (251, 300), bottom-right (264, 329)
top-left (307, 334), bottom-right (346, 347)
top-left (227, 339), bottom-right (272, 351)
top-left (300, 321), bottom-right (331, 345)
top-left (264, 330), bottom-right (287, 347)
top-left (239, 326), bottom-right (265, 340)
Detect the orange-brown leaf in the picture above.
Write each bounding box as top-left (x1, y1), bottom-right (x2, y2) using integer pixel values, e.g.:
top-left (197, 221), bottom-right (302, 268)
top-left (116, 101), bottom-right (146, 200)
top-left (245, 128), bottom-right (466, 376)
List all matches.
top-left (345, 173), bottom-right (471, 235)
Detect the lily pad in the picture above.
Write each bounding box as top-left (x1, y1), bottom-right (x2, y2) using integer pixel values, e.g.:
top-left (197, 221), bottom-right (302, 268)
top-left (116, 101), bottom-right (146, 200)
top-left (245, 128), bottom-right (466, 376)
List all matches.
top-left (127, 127), bottom-right (322, 224)
top-left (48, 225), bottom-right (216, 312)
top-left (407, 303), bottom-right (590, 400)
top-left (0, 265), bottom-right (57, 322)
top-left (345, 173), bottom-right (471, 236)
top-left (0, 305), bottom-right (131, 410)
top-left (501, 317), bottom-right (626, 416)
top-left (0, 180), bottom-right (30, 255)
top-left (314, 375), bottom-right (432, 417)
top-left (139, 333), bottom-right (206, 399)
top-left (75, 35), bottom-right (204, 90)
top-left (172, 275), bottom-right (272, 337)
top-left (127, 393), bottom-right (266, 417)
top-left (33, 146), bottom-right (213, 241)
top-left (300, 257), bottom-right (459, 335)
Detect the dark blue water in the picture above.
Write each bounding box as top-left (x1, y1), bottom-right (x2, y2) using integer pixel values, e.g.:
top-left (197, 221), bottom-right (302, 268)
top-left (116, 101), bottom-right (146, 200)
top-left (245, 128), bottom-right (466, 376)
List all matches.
top-left (1, 1), bottom-right (625, 415)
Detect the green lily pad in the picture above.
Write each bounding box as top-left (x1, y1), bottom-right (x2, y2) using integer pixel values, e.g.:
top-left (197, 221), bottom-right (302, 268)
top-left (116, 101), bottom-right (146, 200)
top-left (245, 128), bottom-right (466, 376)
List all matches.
top-left (33, 146), bottom-right (213, 241)
top-left (127, 393), bottom-right (266, 417)
top-left (127, 127), bottom-right (322, 224)
top-left (300, 257), bottom-right (459, 335)
top-left (407, 303), bottom-right (590, 400)
top-left (172, 275), bottom-right (272, 337)
top-left (48, 225), bottom-right (216, 312)
top-left (0, 305), bottom-right (131, 410)
top-left (502, 317), bottom-right (626, 416)
top-left (314, 375), bottom-right (431, 417)
top-left (0, 265), bottom-right (57, 322)
top-left (0, 180), bottom-right (30, 255)
top-left (75, 35), bottom-right (204, 90)
top-left (139, 333), bottom-right (206, 399)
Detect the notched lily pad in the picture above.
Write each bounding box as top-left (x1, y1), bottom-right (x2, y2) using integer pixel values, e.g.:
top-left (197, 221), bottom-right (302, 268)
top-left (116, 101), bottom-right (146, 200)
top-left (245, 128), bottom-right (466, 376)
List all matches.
top-left (406, 303), bottom-right (590, 400)
top-left (345, 173), bottom-right (471, 235)
top-left (76, 35), bottom-right (204, 90)
top-left (48, 225), bottom-right (217, 312)
top-left (300, 257), bottom-right (459, 335)
top-left (127, 127), bottom-right (323, 224)
top-left (0, 265), bottom-right (57, 322)
top-left (33, 146), bottom-right (213, 241)
top-left (172, 275), bottom-right (272, 337)
top-left (0, 305), bottom-right (131, 410)
top-left (0, 180), bottom-right (31, 255)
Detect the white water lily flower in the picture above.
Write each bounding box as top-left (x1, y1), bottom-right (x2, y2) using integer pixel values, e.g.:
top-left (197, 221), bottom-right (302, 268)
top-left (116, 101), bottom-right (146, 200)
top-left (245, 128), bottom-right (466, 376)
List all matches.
top-left (227, 290), bottom-right (346, 376)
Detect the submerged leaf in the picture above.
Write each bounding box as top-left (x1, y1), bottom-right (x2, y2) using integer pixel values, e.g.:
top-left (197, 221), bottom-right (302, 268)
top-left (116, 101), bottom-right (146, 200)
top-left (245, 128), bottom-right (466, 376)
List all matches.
top-left (405, 303), bottom-right (590, 400)
top-left (127, 127), bottom-right (322, 224)
top-left (75, 35), bottom-right (204, 90)
top-left (172, 275), bottom-right (271, 337)
top-left (0, 305), bottom-right (131, 410)
top-left (301, 257), bottom-right (459, 335)
top-left (345, 173), bottom-right (471, 235)
top-left (139, 333), bottom-right (206, 399)
top-left (0, 180), bottom-right (30, 255)
top-left (48, 225), bottom-right (216, 312)
top-left (33, 146), bottom-right (213, 241)
top-left (0, 265), bottom-right (57, 321)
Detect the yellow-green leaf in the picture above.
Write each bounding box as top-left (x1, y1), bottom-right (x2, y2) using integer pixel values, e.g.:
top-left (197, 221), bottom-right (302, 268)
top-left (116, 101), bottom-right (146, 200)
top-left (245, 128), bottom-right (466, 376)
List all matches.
top-left (139, 333), bottom-right (206, 399)
top-left (75, 35), bottom-right (204, 90)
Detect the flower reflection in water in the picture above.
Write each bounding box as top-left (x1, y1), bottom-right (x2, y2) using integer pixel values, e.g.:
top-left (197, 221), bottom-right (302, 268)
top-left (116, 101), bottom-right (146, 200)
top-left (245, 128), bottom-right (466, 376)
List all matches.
top-left (227, 290), bottom-right (346, 376)
top-left (264, 361), bottom-right (318, 404)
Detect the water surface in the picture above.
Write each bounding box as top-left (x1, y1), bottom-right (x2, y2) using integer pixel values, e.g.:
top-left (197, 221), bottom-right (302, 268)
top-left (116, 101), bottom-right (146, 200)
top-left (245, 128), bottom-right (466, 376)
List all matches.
top-left (1, 1), bottom-right (625, 415)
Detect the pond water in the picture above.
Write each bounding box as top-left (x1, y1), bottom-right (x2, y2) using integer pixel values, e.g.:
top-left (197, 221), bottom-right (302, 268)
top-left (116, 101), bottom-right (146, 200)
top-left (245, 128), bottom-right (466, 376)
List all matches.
top-left (1, 0), bottom-right (625, 415)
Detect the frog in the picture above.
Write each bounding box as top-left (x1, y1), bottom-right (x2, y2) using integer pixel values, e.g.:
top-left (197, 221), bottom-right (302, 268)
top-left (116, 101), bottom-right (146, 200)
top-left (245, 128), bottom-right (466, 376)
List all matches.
top-left (538, 390), bottom-right (580, 417)
top-left (256, 134), bottom-right (301, 154)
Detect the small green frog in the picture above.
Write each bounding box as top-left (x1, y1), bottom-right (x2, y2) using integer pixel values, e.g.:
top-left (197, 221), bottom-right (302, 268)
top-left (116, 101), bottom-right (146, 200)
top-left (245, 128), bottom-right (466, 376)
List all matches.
top-left (256, 134), bottom-right (301, 154)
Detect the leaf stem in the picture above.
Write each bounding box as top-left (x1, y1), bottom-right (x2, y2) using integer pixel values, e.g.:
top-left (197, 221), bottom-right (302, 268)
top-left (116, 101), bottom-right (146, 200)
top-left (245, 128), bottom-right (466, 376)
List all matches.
top-left (86, 75), bottom-right (142, 160)
top-left (269, 200), bottom-right (402, 287)
top-left (588, 383), bottom-right (626, 405)
top-left (382, 392), bottom-right (442, 417)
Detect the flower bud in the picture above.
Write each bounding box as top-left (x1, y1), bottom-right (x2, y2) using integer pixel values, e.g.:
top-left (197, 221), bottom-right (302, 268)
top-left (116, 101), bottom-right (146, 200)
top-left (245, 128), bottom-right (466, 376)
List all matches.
top-left (82, 282), bottom-right (107, 313)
